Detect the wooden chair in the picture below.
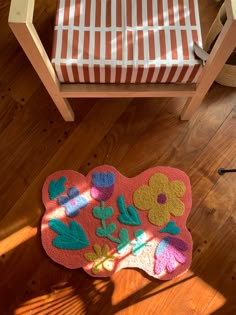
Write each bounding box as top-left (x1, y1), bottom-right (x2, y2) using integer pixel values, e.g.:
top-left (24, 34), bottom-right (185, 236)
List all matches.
top-left (8, 0), bottom-right (236, 121)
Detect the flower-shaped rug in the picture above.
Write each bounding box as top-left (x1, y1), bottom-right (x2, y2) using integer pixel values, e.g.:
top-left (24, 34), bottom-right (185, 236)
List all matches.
top-left (41, 166), bottom-right (192, 280)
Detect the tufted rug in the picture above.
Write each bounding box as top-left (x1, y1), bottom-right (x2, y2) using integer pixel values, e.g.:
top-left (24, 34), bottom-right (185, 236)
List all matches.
top-left (41, 165), bottom-right (192, 280)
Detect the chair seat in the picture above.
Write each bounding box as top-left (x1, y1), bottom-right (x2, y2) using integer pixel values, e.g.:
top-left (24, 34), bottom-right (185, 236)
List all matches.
top-left (52, 0), bottom-right (202, 83)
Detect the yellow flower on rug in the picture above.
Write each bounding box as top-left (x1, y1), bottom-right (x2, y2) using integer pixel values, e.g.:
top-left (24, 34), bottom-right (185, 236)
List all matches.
top-left (84, 244), bottom-right (116, 274)
top-left (133, 173), bottom-right (186, 226)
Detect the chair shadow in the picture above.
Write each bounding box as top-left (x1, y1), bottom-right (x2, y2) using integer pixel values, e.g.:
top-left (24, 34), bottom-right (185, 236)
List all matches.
top-left (0, 215), bottom-right (190, 315)
top-left (1, 214), bottom-right (234, 315)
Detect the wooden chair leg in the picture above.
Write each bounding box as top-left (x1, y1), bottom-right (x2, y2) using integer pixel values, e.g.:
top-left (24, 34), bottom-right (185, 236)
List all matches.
top-left (181, 0), bottom-right (236, 120)
top-left (8, 0), bottom-right (74, 121)
top-left (48, 96), bottom-right (74, 122)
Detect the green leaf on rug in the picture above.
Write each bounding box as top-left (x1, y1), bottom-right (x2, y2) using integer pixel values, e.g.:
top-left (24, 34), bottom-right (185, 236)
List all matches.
top-left (132, 230), bottom-right (151, 256)
top-left (159, 221), bottom-right (180, 235)
top-left (49, 219), bottom-right (89, 250)
top-left (48, 176), bottom-right (66, 200)
top-left (117, 228), bottom-right (130, 253)
top-left (117, 195), bottom-right (141, 226)
top-left (93, 204), bottom-right (114, 220)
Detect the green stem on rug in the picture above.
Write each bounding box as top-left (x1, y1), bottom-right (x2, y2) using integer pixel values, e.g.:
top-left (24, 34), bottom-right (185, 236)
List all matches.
top-left (101, 217), bottom-right (120, 244)
top-left (93, 199), bottom-right (150, 255)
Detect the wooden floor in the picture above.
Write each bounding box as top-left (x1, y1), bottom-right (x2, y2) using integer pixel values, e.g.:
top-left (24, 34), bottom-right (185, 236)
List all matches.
top-left (1, 1), bottom-right (236, 314)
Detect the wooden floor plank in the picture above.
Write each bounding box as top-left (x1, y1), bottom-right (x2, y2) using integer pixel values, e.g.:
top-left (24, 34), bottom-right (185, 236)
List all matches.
top-left (0, 99), bottom-right (129, 240)
top-left (0, 87), bottom-right (96, 219)
top-left (189, 106), bottom-right (236, 213)
top-left (116, 85), bottom-right (236, 176)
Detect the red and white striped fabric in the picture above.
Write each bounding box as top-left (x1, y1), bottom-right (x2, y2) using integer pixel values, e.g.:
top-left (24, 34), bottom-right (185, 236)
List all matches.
top-left (51, 0), bottom-right (202, 83)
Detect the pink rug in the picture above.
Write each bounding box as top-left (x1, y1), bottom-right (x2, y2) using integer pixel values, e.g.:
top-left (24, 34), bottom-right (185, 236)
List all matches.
top-left (41, 166), bottom-right (192, 280)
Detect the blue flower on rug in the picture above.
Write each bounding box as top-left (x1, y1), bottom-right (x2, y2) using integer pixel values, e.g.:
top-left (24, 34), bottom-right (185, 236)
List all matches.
top-left (58, 187), bottom-right (88, 217)
top-left (91, 172), bottom-right (115, 201)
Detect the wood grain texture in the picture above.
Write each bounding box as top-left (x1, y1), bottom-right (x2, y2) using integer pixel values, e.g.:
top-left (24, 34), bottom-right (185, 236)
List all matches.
top-left (0, 0), bottom-right (236, 314)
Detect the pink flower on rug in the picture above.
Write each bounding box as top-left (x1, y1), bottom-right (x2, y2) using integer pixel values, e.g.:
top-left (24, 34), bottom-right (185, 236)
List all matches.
top-left (154, 236), bottom-right (188, 275)
top-left (91, 172), bottom-right (115, 201)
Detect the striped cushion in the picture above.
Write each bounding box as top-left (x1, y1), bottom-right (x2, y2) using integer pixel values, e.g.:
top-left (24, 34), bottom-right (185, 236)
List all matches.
top-left (52, 0), bottom-right (202, 83)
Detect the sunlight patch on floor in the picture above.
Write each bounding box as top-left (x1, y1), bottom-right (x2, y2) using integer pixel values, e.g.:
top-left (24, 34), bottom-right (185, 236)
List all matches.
top-left (0, 225), bottom-right (37, 255)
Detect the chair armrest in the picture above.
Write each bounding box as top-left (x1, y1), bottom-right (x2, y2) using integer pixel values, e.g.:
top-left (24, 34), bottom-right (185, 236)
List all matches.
top-left (8, 0), bottom-right (35, 24)
top-left (225, 0), bottom-right (236, 20)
